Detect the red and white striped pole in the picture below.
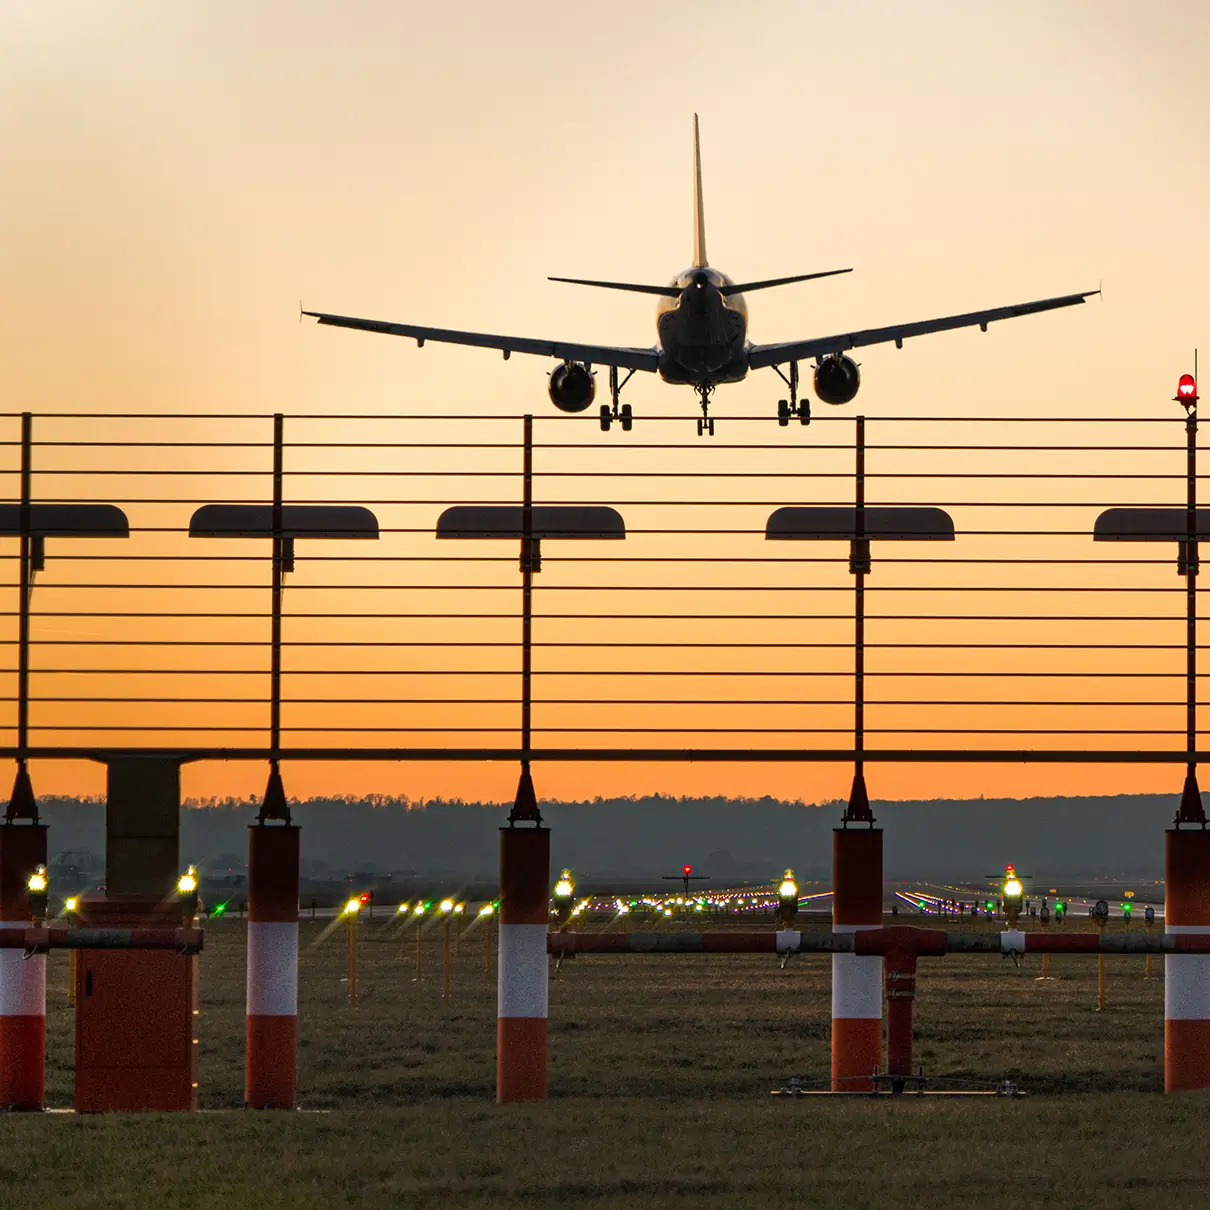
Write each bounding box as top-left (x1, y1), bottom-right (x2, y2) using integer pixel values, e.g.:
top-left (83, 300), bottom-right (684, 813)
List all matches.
top-left (245, 819), bottom-right (299, 1109)
top-left (1165, 778), bottom-right (1210, 1092)
top-left (0, 814), bottom-right (47, 1111)
top-left (831, 779), bottom-right (883, 1092)
top-left (497, 811), bottom-right (549, 1103)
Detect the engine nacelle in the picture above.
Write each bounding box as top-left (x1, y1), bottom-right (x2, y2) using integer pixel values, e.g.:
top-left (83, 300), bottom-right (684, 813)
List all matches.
top-left (548, 362), bottom-right (596, 413)
top-left (813, 354), bottom-right (861, 405)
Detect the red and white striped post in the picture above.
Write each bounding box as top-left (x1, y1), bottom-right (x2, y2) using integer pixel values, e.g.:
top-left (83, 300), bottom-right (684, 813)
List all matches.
top-left (1165, 772), bottom-right (1210, 1092)
top-left (497, 769), bottom-right (550, 1103)
top-left (245, 816), bottom-right (299, 1109)
top-left (831, 771), bottom-right (883, 1092)
top-left (0, 811), bottom-right (47, 1111)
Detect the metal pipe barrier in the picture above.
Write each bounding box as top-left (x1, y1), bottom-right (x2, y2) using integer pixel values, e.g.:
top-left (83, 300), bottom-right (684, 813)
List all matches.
top-left (0, 926), bottom-right (203, 952)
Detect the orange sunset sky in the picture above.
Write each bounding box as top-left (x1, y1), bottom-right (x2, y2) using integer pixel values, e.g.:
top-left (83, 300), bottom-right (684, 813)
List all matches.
top-left (1, 1), bottom-right (1209, 805)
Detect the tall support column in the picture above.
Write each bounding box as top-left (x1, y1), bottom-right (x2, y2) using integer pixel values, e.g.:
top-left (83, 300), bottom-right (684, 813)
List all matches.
top-left (831, 416), bottom-right (884, 1091)
top-left (497, 818), bottom-right (549, 1103)
top-left (245, 821), bottom-right (299, 1108)
top-left (831, 817), bottom-right (883, 1092)
top-left (0, 820), bottom-right (47, 1110)
top-left (1165, 820), bottom-right (1210, 1091)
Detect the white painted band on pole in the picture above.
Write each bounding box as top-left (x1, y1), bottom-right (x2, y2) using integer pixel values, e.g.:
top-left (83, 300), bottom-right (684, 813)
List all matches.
top-left (498, 923), bottom-right (549, 1019)
top-left (1167, 924), bottom-right (1210, 934)
top-left (831, 922), bottom-right (881, 1020)
top-left (1165, 954), bottom-right (1210, 1021)
top-left (775, 929), bottom-right (800, 952)
top-left (246, 921), bottom-right (299, 1016)
top-left (832, 954), bottom-right (883, 1019)
top-left (0, 927), bottom-right (45, 1017)
top-left (1000, 930), bottom-right (1027, 954)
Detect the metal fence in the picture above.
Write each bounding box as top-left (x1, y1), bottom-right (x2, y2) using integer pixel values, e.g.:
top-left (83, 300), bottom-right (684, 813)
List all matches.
top-left (0, 408), bottom-right (1203, 763)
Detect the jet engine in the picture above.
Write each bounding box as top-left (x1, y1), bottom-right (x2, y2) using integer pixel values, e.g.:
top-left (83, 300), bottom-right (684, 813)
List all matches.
top-left (548, 362), bottom-right (596, 413)
top-left (813, 354), bottom-right (861, 405)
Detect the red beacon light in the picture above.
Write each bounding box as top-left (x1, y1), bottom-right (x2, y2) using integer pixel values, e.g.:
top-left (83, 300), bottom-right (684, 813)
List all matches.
top-left (1177, 373), bottom-right (1198, 405)
top-left (682, 864), bottom-right (693, 878)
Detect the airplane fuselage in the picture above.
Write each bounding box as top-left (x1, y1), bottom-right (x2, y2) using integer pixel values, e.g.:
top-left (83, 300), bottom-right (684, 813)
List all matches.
top-left (656, 268), bottom-right (749, 386)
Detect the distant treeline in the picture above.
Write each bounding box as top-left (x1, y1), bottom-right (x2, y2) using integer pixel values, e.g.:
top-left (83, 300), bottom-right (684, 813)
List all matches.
top-left (21, 789), bottom-right (1188, 882)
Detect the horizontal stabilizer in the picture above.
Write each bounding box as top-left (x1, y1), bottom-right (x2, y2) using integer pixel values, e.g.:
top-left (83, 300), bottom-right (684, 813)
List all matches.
top-left (720, 269), bottom-right (852, 295)
top-left (547, 276), bottom-right (681, 297)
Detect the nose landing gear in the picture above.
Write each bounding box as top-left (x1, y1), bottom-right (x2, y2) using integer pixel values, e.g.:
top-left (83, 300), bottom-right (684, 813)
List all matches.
top-left (599, 366), bottom-right (635, 432)
top-left (695, 384), bottom-right (715, 437)
top-left (774, 361), bottom-right (810, 427)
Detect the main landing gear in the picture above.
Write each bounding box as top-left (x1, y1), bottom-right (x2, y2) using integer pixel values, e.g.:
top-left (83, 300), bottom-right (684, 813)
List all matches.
top-left (599, 365), bottom-right (635, 432)
top-left (695, 384), bottom-right (715, 437)
top-left (773, 361), bottom-right (810, 427)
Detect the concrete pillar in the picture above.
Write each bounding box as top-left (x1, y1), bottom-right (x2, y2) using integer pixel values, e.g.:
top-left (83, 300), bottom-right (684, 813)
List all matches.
top-left (1165, 826), bottom-right (1210, 1091)
top-left (0, 822), bottom-right (47, 1110)
top-left (831, 826), bottom-right (884, 1092)
top-left (246, 823), bottom-right (299, 1108)
top-left (497, 824), bottom-right (549, 1102)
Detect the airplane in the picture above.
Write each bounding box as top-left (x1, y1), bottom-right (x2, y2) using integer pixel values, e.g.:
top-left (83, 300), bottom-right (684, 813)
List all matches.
top-left (303, 117), bottom-right (1098, 436)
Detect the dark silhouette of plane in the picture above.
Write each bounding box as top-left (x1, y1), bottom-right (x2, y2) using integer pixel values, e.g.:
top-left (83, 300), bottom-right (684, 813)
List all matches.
top-left (304, 117), bottom-right (1097, 435)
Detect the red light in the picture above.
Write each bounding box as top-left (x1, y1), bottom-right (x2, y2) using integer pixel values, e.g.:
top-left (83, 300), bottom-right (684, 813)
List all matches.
top-left (1178, 374), bottom-right (1197, 399)
top-left (682, 864), bottom-right (692, 877)
top-left (359, 892), bottom-right (371, 904)
top-left (1006, 864), bottom-right (1015, 874)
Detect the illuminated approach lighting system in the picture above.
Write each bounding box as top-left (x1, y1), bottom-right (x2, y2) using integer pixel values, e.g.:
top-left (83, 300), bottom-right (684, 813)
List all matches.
top-left (777, 869), bottom-right (799, 927)
top-left (344, 897), bottom-right (361, 916)
top-left (176, 868), bottom-right (197, 895)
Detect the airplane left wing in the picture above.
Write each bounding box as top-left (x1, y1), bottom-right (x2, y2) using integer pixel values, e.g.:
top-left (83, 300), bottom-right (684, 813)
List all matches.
top-left (302, 311), bottom-right (661, 373)
top-left (746, 289), bottom-right (1099, 370)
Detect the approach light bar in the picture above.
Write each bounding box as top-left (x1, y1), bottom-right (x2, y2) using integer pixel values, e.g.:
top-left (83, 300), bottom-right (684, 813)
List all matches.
top-left (436, 506), bottom-right (625, 541)
top-left (764, 506), bottom-right (955, 542)
top-left (189, 505), bottom-right (380, 540)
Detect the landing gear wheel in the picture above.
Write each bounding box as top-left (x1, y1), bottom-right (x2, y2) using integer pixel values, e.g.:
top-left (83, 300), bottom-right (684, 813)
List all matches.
top-left (620, 403), bottom-right (633, 432)
top-left (778, 400), bottom-right (790, 427)
top-left (599, 404), bottom-right (612, 432)
top-left (695, 384), bottom-right (715, 437)
top-left (799, 401), bottom-right (811, 426)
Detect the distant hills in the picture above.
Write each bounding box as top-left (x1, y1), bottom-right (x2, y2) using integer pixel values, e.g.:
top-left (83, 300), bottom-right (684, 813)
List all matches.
top-left (24, 790), bottom-right (1191, 884)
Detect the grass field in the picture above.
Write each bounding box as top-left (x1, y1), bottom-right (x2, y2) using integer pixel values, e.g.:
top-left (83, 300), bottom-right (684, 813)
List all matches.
top-left (6, 912), bottom-right (1208, 1210)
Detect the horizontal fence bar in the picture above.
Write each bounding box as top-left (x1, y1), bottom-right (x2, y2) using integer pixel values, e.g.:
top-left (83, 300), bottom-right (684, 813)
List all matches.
top-left (3, 748), bottom-right (1210, 763)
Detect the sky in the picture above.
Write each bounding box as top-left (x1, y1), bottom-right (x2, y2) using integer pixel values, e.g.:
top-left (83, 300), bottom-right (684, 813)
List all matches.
top-left (1, 1), bottom-right (1209, 806)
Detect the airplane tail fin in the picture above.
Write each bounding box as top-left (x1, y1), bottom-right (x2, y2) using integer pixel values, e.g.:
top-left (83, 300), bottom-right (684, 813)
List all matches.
top-left (693, 114), bottom-right (708, 268)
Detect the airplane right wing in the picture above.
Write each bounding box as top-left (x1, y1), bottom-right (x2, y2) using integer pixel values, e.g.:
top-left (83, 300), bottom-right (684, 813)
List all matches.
top-left (302, 310), bottom-right (661, 372)
top-left (746, 289), bottom-right (1099, 370)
